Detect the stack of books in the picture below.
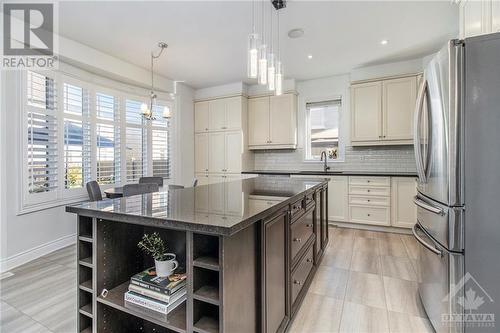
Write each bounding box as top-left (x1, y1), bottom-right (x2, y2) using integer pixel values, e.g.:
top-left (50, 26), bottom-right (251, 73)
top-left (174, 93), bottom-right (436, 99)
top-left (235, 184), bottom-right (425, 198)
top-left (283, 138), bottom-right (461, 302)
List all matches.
top-left (124, 267), bottom-right (187, 315)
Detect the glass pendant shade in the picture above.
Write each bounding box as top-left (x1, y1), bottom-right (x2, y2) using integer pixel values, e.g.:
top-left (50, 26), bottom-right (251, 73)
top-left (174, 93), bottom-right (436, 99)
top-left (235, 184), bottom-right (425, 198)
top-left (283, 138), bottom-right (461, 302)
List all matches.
top-left (247, 33), bottom-right (259, 79)
top-left (258, 44), bottom-right (268, 85)
top-left (267, 53), bottom-right (276, 91)
top-left (275, 60), bottom-right (283, 96)
top-left (163, 106), bottom-right (171, 119)
top-left (140, 103), bottom-right (150, 115)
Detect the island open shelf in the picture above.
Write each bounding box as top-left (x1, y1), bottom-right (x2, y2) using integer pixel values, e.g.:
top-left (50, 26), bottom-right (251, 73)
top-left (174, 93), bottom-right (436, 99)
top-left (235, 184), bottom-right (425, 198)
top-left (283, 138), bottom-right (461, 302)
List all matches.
top-left (67, 177), bottom-right (329, 333)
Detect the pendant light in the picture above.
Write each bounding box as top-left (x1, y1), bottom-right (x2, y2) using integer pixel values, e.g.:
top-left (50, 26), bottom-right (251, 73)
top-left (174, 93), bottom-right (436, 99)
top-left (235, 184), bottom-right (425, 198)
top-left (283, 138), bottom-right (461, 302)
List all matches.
top-left (258, 0), bottom-right (268, 85)
top-left (247, 0), bottom-right (259, 79)
top-left (140, 42), bottom-right (171, 120)
top-left (267, 7), bottom-right (276, 91)
top-left (275, 8), bottom-right (283, 96)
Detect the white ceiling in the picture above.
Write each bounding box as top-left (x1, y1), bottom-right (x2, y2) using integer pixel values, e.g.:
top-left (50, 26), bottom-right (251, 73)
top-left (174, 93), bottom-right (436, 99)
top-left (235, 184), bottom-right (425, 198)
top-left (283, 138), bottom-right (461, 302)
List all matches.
top-left (59, 1), bottom-right (458, 89)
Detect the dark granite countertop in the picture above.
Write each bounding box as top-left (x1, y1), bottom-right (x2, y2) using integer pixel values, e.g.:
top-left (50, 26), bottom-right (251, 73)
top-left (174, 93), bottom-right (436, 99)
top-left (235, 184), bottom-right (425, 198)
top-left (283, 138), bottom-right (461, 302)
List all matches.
top-left (242, 170), bottom-right (417, 177)
top-left (66, 177), bottom-right (328, 236)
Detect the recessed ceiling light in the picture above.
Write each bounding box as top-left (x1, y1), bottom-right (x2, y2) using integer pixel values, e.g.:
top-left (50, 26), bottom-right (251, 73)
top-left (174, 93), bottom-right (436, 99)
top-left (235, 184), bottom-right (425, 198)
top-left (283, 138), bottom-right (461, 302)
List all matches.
top-left (288, 28), bottom-right (304, 39)
top-left (307, 54), bottom-right (313, 59)
top-left (380, 39), bottom-right (389, 45)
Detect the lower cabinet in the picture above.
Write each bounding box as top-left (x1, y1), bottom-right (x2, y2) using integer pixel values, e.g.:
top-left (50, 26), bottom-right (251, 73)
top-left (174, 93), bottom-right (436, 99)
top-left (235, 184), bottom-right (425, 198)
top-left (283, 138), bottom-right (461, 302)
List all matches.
top-left (391, 177), bottom-right (417, 228)
top-left (261, 209), bottom-right (290, 333)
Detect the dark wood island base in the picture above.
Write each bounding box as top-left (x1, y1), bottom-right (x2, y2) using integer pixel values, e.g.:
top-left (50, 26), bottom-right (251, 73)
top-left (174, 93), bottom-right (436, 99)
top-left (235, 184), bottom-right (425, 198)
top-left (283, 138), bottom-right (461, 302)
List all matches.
top-left (67, 177), bottom-right (329, 333)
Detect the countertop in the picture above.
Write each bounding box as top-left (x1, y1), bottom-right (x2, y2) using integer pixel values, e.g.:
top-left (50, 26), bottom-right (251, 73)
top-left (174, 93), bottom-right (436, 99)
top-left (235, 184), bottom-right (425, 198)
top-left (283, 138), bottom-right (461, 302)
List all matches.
top-left (242, 170), bottom-right (417, 177)
top-left (66, 177), bottom-right (328, 236)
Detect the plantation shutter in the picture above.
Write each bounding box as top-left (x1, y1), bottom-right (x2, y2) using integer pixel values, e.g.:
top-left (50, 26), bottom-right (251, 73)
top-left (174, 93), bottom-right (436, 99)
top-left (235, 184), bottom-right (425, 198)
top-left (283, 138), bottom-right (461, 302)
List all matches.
top-left (151, 104), bottom-right (170, 179)
top-left (96, 92), bottom-right (120, 185)
top-left (63, 83), bottom-right (91, 189)
top-left (125, 99), bottom-right (147, 182)
top-left (26, 71), bottom-right (58, 194)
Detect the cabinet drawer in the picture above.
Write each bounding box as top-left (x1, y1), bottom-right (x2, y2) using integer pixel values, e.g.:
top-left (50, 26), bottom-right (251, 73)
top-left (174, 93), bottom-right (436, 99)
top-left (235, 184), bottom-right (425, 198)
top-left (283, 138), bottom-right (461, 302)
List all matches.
top-left (290, 198), bottom-right (305, 219)
top-left (291, 244), bottom-right (314, 305)
top-left (291, 208), bottom-right (314, 260)
top-left (349, 176), bottom-right (390, 186)
top-left (349, 195), bottom-right (390, 207)
top-left (305, 193), bottom-right (314, 209)
top-left (349, 185), bottom-right (390, 196)
top-left (349, 205), bottom-right (390, 226)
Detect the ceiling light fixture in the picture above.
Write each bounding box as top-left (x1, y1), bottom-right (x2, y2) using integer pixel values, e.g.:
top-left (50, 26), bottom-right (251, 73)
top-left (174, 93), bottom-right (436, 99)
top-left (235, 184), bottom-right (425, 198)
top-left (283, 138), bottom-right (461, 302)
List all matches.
top-left (307, 54), bottom-right (313, 59)
top-left (287, 28), bottom-right (304, 39)
top-left (141, 42), bottom-right (171, 120)
top-left (380, 39), bottom-right (389, 45)
top-left (247, 0), bottom-right (259, 79)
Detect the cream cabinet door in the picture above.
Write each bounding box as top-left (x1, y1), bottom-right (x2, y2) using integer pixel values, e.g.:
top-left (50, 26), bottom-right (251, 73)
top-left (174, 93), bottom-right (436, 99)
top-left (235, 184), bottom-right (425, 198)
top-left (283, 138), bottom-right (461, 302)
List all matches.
top-left (224, 131), bottom-right (242, 174)
top-left (225, 97), bottom-right (242, 130)
top-left (351, 81), bottom-right (382, 142)
top-left (209, 99), bottom-right (226, 131)
top-left (194, 177), bottom-right (209, 212)
top-left (382, 76), bottom-right (417, 141)
top-left (493, 0), bottom-right (500, 32)
top-left (328, 176), bottom-right (349, 222)
top-left (194, 101), bottom-right (209, 133)
top-left (391, 177), bottom-right (417, 228)
top-left (269, 94), bottom-right (296, 146)
top-left (195, 133), bottom-right (209, 174)
top-left (248, 97), bottom-right (270, 146)
top-left (195, 173), bottom-right (210, 186)
top-left (209, 132), bottom-right (226, 173)
top-left (224, 178), bottom-right (243, 216)
top-left (461, 0), bottom-right (487, 37)
top-left (209, 175), bottom-right (226, 214)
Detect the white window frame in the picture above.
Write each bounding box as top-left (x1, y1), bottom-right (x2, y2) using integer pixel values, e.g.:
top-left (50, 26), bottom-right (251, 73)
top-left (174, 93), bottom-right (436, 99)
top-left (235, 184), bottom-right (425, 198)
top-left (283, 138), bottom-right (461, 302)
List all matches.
top-left (18, 69), bottom-right (175, 214)
top-left (150, 100), bottom-right (174, 180)
top-left (124, 94), bottom-right (149, 184)
top-left (303, 96), bottom-right (344, 163)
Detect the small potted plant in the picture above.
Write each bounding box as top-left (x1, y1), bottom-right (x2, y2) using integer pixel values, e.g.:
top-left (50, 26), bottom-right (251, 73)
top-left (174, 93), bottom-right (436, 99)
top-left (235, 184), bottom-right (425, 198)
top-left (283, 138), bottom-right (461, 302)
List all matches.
top-left (138, 232), bottom-right (178, 277)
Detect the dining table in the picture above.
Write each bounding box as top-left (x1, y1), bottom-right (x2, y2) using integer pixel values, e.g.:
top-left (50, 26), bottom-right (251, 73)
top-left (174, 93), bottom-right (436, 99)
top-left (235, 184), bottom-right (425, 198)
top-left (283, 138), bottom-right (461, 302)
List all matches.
top-left (103, 186), bottom-right (165, 199)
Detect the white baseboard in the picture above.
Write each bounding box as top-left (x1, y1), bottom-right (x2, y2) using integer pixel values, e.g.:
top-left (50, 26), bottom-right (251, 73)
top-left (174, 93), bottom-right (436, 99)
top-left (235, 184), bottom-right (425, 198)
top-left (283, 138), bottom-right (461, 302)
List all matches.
top-left (328, 221), bottom-right (412, 235)
top-left (0, 233), bottom-right (77, 273)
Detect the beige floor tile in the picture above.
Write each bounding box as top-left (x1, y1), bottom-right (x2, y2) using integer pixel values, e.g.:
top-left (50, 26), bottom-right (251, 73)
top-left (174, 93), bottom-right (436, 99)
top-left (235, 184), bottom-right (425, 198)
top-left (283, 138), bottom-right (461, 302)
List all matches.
top-left (378, 237), bottom-right (408, 258)
top-left (309, 266), bottom-right (349, 300)
top-left (0, 301), bottom-right (51, 333)
top-left (353, 237), bottom-right (379, 254)
top-left (353, 229), bottom-right (389, 240)
top-left (380, 255), bottom-right (417, 281)
top-left (401, 234), bottom-right (419, 260)
top-left (289, 293), bottom-right (343, 333)
top-left (388, 311), bottom-right (434, 333)
top-left (350, 251), bottom-right (381, 274)
top-left (322, 249), bottom-right (352, 270)
top-left (332, 227), bottom-right (356, 239)
top-left (331, 235), bottom-right (355, 252)
top-left (345, 271), bottom-right (386, 309)
top-left (339, 302), bottom-right (390, 333)
top-left (383, 276), bottom-right (426, 318)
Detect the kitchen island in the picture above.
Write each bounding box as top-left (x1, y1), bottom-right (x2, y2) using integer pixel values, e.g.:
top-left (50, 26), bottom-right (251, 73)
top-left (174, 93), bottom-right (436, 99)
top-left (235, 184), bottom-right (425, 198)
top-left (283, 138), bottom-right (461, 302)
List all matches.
top-left (66, 176), bottom-right (329, 333)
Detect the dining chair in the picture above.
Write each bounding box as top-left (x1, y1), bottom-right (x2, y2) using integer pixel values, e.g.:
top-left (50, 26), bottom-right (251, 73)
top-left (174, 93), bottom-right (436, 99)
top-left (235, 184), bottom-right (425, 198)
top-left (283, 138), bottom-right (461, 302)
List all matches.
top-left (192, 178), bottom-right (198, 187)
top-left (138, 176), bottom-right (164, 186)
top-left (86, 181), bottom-right (103, 201)
top-left (123, 183), bottom-right (159, 197)
top-left (168, 184), bottom-right (185, 190)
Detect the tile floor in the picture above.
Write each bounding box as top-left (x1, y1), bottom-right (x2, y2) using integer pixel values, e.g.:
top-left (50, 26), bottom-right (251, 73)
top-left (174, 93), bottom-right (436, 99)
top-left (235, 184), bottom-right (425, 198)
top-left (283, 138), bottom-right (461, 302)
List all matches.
top-left (0, 227), bottom-right (433, 333)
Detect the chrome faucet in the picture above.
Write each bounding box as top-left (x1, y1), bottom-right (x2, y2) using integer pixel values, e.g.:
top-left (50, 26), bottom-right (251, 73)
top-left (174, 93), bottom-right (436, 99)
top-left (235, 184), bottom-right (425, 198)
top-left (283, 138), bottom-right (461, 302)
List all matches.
top-left (320, 151), bottom-right (330, 172)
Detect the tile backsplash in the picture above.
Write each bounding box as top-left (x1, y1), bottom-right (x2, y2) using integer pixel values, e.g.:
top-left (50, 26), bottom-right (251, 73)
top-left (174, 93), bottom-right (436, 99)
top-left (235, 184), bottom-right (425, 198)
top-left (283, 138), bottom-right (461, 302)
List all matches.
top-left (253, 146), bottom-right (416, 173)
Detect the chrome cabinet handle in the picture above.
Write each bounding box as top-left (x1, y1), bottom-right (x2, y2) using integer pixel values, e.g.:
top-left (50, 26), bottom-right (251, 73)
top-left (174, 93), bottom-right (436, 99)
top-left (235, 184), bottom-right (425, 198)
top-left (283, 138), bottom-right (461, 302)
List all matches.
top-left (414, 196), bottom-right (444, 215)
top-left (367, 189), bottom-right (371, 193)
top-left (306, 258), bottom-right (313, 263)
top-left (306, 224), bottom-right (312, 228)
top-left (294, 280), bottom-right (301, 285)
top-left (412, 223), bottom-right (442, 256)
top-left (367, 213), bottom-right (371, 217)
top-left (293, 238), bottom-right (301, 242)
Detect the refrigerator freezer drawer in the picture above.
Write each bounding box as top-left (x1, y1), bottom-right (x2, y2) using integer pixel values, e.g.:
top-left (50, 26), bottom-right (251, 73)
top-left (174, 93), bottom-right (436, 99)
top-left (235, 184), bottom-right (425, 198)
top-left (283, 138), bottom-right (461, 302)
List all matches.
top-left (415, 194), bottom-right (464, 252)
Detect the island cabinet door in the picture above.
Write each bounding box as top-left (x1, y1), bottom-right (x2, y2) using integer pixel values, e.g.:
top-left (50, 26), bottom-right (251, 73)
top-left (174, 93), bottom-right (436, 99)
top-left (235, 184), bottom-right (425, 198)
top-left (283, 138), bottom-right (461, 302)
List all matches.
top-left (261, 209), bottom-right (290, 333)
top-left (321, 188), bottom-right (329, 250)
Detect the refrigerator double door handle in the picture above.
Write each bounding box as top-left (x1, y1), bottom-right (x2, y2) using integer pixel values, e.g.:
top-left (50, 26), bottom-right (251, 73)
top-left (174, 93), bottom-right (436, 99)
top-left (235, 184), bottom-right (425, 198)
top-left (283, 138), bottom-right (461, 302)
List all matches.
top-left (412, 223), bottom-right (443, 256)
top-left (414, 79), bottom-right (428, 184)
top-left (413, 196), bottom-right (444, 215)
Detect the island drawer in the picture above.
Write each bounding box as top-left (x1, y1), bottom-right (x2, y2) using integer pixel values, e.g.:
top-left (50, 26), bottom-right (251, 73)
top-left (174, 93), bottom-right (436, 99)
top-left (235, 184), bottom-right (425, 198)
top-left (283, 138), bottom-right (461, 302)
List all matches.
top-left (349, 185), bottom-right (390, 197)
top-left (349, 176), bottom-right (390, 186)
top-left (349, 195), bottom-right (390, 207)
top-left (291, 244), bottom-right (314, 305)
top-left (349, 205), bottom-right (390, 226)
top-left (305, 193), bottom-right (314, 209)
top-left (290, 197), bottom-right (305, 219)
top-left (290, 207), bottom-right (314, 260)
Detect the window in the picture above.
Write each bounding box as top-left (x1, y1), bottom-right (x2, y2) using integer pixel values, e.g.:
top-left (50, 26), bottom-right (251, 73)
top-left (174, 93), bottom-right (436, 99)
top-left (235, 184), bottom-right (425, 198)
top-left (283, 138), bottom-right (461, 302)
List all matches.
top-left (151, 104), bottom-right (170, 179)
top-left (26, 71), bottom-right (58, 194)
top-left (96, 92), bottom-right (120, 185)
top-left (125, 99), bottom-right (147, 183)
top-left (63, 83), bottom-right (91, 189)
top-left (305, 99), bottom-right (342, 161)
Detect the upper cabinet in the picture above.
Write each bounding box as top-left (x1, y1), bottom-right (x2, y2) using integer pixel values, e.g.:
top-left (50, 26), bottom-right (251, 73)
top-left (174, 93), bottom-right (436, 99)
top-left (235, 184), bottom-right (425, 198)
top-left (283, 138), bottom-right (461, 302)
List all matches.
top-left (248, 93), bottom-right (297, 150)
top-left (459, 0), bottom-right (500, 38)
top-left (351, 75), bottom-right (417, 146)
top-left (195, 96), bottom-right (245, 133)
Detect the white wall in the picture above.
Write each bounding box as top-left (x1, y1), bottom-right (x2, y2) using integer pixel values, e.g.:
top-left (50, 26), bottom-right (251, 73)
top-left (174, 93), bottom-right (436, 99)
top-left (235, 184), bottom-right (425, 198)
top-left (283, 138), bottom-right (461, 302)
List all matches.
top-left (0, 38), bottom-right (195, 272)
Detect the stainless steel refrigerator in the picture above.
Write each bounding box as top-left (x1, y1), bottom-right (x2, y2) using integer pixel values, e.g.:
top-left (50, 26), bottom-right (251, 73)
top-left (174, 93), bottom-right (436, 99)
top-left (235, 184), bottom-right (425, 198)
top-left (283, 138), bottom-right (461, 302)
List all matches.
top-left (413, 32), bottom-right (500, 333)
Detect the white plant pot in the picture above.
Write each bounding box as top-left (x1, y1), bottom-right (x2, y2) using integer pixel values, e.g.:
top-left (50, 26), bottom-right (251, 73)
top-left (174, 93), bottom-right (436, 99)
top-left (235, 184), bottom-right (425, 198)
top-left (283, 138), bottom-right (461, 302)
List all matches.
top-left (154, 254), bottom-right (178, 277)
